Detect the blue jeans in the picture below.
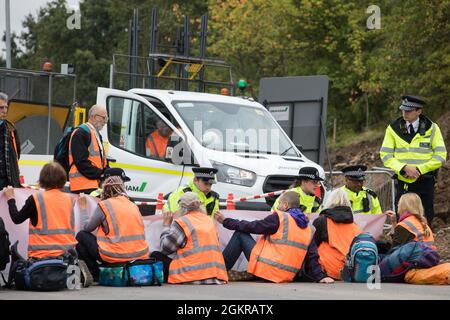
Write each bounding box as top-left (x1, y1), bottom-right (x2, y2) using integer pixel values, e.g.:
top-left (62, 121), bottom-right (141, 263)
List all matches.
top-left (222, 231), bottom-right (256, 270)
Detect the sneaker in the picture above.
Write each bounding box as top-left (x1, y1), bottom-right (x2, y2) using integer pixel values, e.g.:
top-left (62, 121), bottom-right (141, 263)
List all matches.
top-left (78, 260), bottom-right (94, 288)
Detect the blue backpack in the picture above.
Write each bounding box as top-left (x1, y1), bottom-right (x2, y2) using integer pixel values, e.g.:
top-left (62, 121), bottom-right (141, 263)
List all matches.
top-left (53, 124), bottom-right (89, 174)
top-left (379, 241), bottom-right (440, 283)
top-left (341, 233), bottom-right (379, 282)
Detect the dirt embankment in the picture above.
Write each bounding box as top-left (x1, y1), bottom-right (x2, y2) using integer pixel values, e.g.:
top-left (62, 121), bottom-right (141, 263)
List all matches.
top-left (327, 112), bottom-right (450, 261)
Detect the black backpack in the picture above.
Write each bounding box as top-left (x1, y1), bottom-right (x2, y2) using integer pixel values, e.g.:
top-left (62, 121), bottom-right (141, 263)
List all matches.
top-left (0, 217), bottom-right (11, 272)
top-left (53, 124), bottom-right (89, 175)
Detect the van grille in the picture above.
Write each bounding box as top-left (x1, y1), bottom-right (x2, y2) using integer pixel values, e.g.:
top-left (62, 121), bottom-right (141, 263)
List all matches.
top-left (262, 175), bottom-right (298, 206)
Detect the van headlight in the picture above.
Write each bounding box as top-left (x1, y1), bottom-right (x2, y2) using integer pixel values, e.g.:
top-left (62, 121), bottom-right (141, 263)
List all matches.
top-left (211, 161), bottom-right (256, 187)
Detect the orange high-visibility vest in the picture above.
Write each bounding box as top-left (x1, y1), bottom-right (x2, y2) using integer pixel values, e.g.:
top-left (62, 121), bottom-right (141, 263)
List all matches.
top-left (145, 131), bottom-right (169, 158)
top-left (68, 124), bottom-right (107, 192)
top-left (97, 196), bottom-right (149, 263)
top-left (398, 216), bottom-right (436, 249)
top-left (168, 211), bottom-right (228, 284)
top-left (247, 210), bottom-right (312, 283)
top-left (317, 218), bottom-right (361, 279)
top-left (28, 189), bottom-right (76, 259)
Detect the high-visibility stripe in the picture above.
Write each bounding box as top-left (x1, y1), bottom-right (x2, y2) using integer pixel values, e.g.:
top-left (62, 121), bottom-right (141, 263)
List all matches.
top-left (382, 154), bottom-right (393, 162)
top-left (430, 123), bottom-right (436, 144)
top-left (36, 193), bottom-right (48, 230)
top-left (255, 256), bottom-right (299, 274)
top-left (172, 245), bottom-right (222, 259)
top-left (380, 147), bottom-right (395, 153)
top-left (270, 239), bottom-right (309, 250)
top-left (353, 209), bottom-right (364, 214)
top-left (434, 146), bottom-right (447, 152)
top-left (402, 220), bottom-right (423, 242)
top-left (30, 229), bottom-right (74, 235)
top-left (169, 262), bottom-right (227, 275)
top-left (97, 234), bottom-right (146, 243)
top-left (269, 212), bottom-right (309, 249)
top-left (69, 172), bottom-right (84, 178)
top-left (99, 247), bottom-right (149, 259)
top-left (28, 244), bottom-right (75, 251)
top-left (395, 148), bottom-right (432, 153)
top-left (432, 154), bottom-right (446, 163)
top-left (180, 216), bottom-right (199, 248)
top-left (398, 159), bottom-right (428, 164)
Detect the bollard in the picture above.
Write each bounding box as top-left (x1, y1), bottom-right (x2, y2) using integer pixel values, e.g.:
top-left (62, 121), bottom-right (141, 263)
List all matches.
top-left (226, 193), bottom-right (236, 210)
top-left (155, 192), bottom-right (164, 215)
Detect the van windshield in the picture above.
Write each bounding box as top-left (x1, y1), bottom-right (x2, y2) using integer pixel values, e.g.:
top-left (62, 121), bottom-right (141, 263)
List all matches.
top-left (172, 100), bottom-right (299, 156)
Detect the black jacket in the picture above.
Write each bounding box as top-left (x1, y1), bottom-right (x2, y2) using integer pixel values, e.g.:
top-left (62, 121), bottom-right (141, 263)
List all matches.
top-left (313, 206), bottom-right (354, 247)
top-left (0, 120), bottom-right (21, 187)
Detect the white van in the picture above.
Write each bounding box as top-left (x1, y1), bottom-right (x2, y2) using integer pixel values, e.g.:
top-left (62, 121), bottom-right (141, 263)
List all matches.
top-left (19, 87), bottom-right (325, 212)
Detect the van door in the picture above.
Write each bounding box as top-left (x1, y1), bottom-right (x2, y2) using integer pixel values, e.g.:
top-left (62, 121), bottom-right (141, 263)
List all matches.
top-left (97, 88), bottom-right (190, 207)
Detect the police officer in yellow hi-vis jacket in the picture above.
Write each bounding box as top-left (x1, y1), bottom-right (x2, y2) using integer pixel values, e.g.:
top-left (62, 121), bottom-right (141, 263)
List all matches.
top-left (340, 165), bottom-right (382, 214)
top-left (163, 167), bottom-right (220, 218)
top-left (380, 95), bottom-right (447, 224)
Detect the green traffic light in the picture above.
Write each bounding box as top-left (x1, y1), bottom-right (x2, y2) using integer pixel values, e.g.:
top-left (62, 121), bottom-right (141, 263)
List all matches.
top-left (238, 79), bottom-right (247, 90)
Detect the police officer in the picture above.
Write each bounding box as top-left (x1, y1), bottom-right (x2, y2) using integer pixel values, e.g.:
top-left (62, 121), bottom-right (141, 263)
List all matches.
top-left (340, 165), bottom-right (382, 214)
top-left (163, 167), bottom-right (220, 218)
top-left (380, 95), bottom-right (447, 224)
top-left (272, 166), bottom-right (323, 214)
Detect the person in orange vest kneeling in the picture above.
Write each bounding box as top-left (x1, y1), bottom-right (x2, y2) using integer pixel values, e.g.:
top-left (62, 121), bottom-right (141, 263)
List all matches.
top-left (385, 192), bottom-right (435, 249)
top-left (75, 175), bottom-right (149, 282)
top-left (313, 188), bottom-right (362, 280)
top-left (4, 162), bottom-right (77, 260)
top-left (151, 192), bottom-right (228, 284)
top-left (215, 191), bottom-right (334, 283)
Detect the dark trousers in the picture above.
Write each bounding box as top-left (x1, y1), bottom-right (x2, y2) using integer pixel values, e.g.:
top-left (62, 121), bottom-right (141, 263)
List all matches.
top-left (395, 176), bottom-right (436, 225)
top-left (75, 231), bottom-right (103, 281)
top-left (222, 231), bottom-right (256, 270)
top-left (150, 251), bottom-right (172, 283)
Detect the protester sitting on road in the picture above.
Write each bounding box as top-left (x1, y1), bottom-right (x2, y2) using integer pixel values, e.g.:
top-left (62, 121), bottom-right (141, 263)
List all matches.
top-left (271, 167), bottom-right (323, 214)
top-left (385, 192), bottom-right (435, 249)
top-left (313, 188), bottom-right (362, 280)
top-left (215, 191), bottom-right (334, 284)
top-left (3, 162), bottom-right (92, 286)
top-left (4, 162), bottom-right (77, 260)
top-left (76, 175), bottom-right (149, 282)
top-left (152, 192), bottom-right (228, 284)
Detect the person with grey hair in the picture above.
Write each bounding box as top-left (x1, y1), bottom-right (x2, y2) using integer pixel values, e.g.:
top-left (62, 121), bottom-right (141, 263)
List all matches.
top-left (313, 188), bottom-right (362, 280)
top-left (151, 192), bottom-right (228, 284)
top-left (68, 104), bottom-right (108, 194)
top-left (0, 92), bottom-right (21, 189)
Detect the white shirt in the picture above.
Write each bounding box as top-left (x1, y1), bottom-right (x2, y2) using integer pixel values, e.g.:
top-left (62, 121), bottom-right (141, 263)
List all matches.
top-left (406, 118), bottom-right (419, 134)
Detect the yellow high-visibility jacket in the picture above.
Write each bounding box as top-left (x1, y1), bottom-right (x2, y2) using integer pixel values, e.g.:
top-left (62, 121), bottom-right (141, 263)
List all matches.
top-left (380, 115), bottom-right (447, 183)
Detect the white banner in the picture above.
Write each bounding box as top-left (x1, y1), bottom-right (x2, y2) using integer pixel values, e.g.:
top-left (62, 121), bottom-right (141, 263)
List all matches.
top-left (0, 189), bottom-right (386, 273)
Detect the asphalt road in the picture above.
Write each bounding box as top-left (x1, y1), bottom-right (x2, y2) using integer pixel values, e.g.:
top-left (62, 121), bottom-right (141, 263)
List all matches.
top-left (1, 282), bottom-right (449, 300)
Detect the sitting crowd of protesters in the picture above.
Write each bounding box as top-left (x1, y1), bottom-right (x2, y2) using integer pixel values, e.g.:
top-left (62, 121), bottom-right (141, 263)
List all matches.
top-left (1, 163), bottom-right (446, 289)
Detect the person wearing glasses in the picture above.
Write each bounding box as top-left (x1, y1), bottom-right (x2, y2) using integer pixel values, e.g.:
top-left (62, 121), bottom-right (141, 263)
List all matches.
top-left (0, 92), bottom-right (21, 190)
top-left (68, 105), bottom-right (108, 194)
top-left (163, 167), bottom-right (220, 218)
